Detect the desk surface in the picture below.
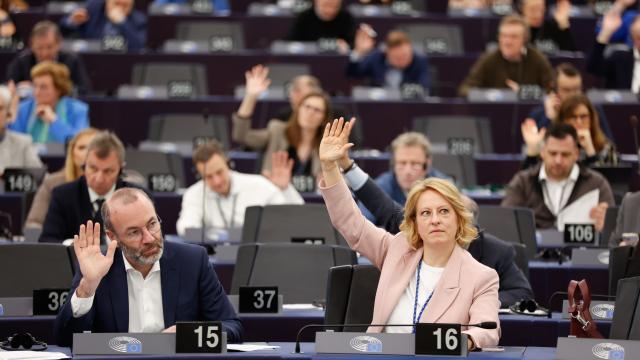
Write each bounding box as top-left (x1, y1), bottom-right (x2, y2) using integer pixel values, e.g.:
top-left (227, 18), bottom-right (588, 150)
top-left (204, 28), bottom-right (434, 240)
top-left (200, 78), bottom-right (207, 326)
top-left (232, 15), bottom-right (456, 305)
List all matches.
top-left (46, 343), bottom-right (556, 359)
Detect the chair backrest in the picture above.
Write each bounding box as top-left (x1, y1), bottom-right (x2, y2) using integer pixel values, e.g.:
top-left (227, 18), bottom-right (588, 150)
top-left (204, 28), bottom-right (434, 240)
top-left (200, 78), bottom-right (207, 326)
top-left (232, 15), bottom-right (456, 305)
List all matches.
top-left (175, 21), bottom-right (245, 50)
top-left (412, 115), bottom-right (493, 154)
top-left (478, 205), bottom-right (538, 260)
top-left (610, 276), bottom-right (640, 340)
top-left (601, 206), bottom-right (619, 248)
top-left (0, 243), bottom-right (74, 297)
top-left (609, 245), bottom-right (640, 295)
top-left (324, 264), bottom-right (380, 331)
top-left (401, 24), bottom-right (464, 55)
top-left (131, 62), bottom-right (208, 96)
top-left (241, 204), bottom-right (346, 246)
top-left (511, 242), bottom-right (530, 279)
top-left (264, 63), bottom-right (311, 89)
top-left (148, 113), bottom-right (230, 150)
top-left (430, 153), bottom-right (476, 188)
top-left (231, 243), bottom-right (357, 303)
top-left (125, 149), bottom-right (186, 189)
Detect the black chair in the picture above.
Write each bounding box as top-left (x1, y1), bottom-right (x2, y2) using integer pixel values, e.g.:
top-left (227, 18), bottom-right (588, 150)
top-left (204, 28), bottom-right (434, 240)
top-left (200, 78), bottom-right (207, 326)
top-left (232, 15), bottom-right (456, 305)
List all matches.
top-left (401, 24), bottom-right (464, 55)
top-left (412, 115), bottom-right (493, 154)
top-left (176, 21), bottom-right (245, 50)
top-left (512, 242), bottom-right (530, 279)
top-left (130, 62), bottom-right (209, 96)
top-left (241, 204), bottom-right (346, 246)
top-left (478, 205), bottom-right (537, 261)
top-left (231, 243), bottom-right (357, 304)
top-left (609, 245), bottom-right (640, 295)
top-left (610, 276), bottom-right (640, 340)
top-left (0, 243), bottom-right (74, 297)
top-left (601, 206), bottom-right (619, 248)
top-left (324, 265), bottom-right (380, 332)
top-left (125, 149), bottom-right (186, 190)
top-left (430, 153), bottom-right (477, 188)
top-left (147, 113), bottom-right (230, 150)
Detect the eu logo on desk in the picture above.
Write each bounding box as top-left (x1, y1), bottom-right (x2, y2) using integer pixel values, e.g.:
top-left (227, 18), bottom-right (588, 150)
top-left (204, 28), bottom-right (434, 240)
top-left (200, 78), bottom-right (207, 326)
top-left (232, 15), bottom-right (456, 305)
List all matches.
top-left (349, 336), bottom-right (382, 353)
top-left (108, 336), bottom-right (142, 353)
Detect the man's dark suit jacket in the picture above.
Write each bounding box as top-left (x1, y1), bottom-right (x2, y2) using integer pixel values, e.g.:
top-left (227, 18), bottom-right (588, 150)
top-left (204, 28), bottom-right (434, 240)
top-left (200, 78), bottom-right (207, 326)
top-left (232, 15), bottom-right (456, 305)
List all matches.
top-left (54, 241), bottom-right (242, 346)
top-left (60, 0), bottom-right (147, 52)
top-left (39, 176), bottom-right (147, 243)
top-left (6, 50), bottom-right (91, 95)
top-left (587, 41), bottom-right (634, 90)
top-left (353, 177), bottom-right (534, 306)
top-left (346, 49), bottom-right (430, 90)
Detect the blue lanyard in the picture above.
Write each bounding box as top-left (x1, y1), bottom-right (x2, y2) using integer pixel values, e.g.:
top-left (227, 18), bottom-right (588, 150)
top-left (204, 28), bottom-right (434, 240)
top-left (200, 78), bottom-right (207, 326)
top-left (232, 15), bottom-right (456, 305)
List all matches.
top-left (412, 260), bottom-right (434, 333)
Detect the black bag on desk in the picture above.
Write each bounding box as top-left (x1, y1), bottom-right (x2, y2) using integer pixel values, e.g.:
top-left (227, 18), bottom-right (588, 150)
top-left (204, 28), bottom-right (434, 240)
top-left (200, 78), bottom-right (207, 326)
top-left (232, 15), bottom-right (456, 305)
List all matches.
top-left (609, 245), bottom-right (640, 295)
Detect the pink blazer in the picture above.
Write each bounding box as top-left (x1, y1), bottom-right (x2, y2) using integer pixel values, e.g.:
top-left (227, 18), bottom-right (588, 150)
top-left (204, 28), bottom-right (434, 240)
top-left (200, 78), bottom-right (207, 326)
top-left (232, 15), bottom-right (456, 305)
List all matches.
top-left (320, 179), bottom-right (501, 348)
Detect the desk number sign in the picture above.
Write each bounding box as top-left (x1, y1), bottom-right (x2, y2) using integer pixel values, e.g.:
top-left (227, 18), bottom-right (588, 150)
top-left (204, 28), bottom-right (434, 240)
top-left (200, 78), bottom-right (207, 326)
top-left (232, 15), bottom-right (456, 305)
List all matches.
top-left (564, 224), bottom-right (596, 245)
top-left (148, 174), bottom-right (177, 192)
top-left (415, 323), bottom-right (464, 356)
top-left (176, 321), bottom-right (222, 353)
top-left (4, 170), bottom-right (37, 192)
top-left (239, 286), bottom-right (278, 313)
top-left (33, 289), bottom-right (69, 315)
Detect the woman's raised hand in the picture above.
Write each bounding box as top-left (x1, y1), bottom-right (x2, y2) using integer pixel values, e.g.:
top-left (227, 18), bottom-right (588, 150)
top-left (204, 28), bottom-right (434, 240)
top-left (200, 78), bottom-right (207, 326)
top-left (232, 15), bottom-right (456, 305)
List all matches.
top-left (319, 117), bottom-right (355, 164)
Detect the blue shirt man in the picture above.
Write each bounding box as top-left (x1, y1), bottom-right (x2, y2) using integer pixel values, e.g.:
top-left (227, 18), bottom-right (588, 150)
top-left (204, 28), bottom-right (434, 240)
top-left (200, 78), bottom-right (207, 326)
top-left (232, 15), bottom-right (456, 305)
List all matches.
top-left (356, 132), bottom-right (451, 223)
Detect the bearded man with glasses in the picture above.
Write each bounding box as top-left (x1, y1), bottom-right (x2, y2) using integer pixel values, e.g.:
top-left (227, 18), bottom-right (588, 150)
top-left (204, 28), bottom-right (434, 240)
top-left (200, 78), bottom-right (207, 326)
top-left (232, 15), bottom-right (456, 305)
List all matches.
top-left (54, 187), bottom-right (243, 347)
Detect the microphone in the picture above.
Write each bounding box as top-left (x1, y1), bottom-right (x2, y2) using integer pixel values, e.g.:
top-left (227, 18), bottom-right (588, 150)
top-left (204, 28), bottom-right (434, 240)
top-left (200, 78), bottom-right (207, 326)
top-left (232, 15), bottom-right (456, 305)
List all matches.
top-left (630, 115), bottom-right (640, 172)
top-left (201, 158), bottom-right (207, 245)
top-left (202, 107), bottom-right (210, 124)
top-left (293, 322), bottom-right (497, 353)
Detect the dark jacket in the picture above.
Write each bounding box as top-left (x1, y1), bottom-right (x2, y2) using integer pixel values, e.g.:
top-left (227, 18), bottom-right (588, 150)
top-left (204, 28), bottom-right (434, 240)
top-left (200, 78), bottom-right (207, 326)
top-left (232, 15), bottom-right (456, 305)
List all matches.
top-left (346, 49), bottom-right (430, 90)
top-left (287, 7), bottom-right (356, 46)
top-left (353, 176), bottom-right (534, 306)
top-left (501, 163), bottom-right (615, 229)
top-left (39, 176), bottom-right (149, 243)
top-left (60, 0), bottom-right (147, 52)
top-left (54, 241), bottom-right (242, 346)
top-left (6, 50), bottom-right (91, 95)
top-left (530, 18), bottom-right (575, 52)
top-left (458, 46), bottom-right (553, 97)
top-left (587, 41), bottom-right (634, 90)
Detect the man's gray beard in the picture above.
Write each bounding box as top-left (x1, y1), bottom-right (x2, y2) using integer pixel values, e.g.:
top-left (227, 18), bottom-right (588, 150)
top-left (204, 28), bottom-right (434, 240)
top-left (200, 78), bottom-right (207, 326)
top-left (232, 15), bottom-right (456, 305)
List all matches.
top-left (122, 243), bottom-right (164, 265)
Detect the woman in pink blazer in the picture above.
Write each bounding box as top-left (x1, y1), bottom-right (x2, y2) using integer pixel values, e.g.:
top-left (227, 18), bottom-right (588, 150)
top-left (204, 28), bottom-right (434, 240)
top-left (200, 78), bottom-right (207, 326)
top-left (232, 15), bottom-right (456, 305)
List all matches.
top-left (318, 118), bottom-right (500, 350)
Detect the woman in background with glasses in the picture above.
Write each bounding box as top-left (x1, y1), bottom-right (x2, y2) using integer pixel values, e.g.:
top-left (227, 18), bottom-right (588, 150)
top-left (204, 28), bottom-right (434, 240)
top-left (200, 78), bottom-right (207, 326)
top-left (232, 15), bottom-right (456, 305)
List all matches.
top-left (232, 65), bottom-right (332, 192)
top-left (522, 94), bottom-right (616, 168)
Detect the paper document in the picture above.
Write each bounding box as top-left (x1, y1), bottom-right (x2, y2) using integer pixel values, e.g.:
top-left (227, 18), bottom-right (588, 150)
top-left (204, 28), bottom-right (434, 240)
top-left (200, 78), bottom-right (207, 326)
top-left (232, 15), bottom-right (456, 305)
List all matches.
top-left (227, 343), bottom-right (279, 352)
top-left (283, 304), bottom-right (323, 310)
top-left (0, 351), bottom-right (69, 360)
top-left (556, 189), bottom-right (599, 231)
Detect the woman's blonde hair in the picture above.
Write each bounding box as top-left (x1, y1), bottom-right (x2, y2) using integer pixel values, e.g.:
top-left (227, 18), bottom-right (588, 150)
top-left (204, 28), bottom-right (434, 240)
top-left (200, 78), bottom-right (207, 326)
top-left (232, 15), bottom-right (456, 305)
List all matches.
top-left (30, 61), bottom-right (73, 97)
top-left (64, 127), bottom-right (99, 181)
top-left (399, 178), bottom-right (478, 249)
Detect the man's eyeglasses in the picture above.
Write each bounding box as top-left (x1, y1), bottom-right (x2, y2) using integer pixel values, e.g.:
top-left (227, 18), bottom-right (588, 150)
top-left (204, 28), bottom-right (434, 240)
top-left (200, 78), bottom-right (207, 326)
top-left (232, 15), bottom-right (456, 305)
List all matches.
top-left (120, 217), bottom-right (162, 242)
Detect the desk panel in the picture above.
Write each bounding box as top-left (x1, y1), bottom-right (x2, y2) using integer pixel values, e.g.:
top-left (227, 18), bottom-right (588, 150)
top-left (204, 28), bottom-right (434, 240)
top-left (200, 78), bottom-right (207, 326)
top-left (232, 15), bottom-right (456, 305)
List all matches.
top-left (81, 98), bottom-right (640, 155)
top-left (0, 311), bottom-right (607, 347)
